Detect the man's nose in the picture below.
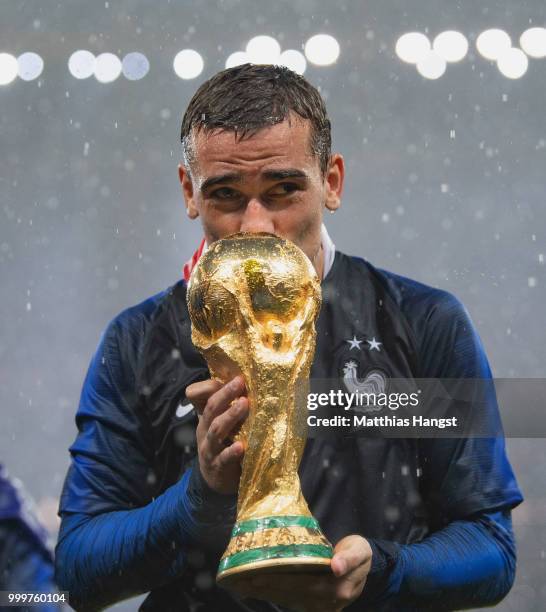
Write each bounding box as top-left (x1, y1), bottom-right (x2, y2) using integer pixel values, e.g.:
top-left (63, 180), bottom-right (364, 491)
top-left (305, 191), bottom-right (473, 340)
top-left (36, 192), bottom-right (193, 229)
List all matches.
top-left (239, 199), bottom-right (275, 234)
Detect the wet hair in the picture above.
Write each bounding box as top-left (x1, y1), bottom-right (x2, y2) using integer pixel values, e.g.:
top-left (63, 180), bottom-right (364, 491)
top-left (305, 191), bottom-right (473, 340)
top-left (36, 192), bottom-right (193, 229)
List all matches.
top-left (180, 63), bottom-right (332, 176)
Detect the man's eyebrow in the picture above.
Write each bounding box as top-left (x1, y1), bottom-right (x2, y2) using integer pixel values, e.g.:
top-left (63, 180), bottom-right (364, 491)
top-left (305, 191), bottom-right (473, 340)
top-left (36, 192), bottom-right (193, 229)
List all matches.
top-left (200, 173), bottom-right (243, 193)
top-left (261, 169), bottom-right (310, 182)
top-left (200, 169), bottom-right (310, 194)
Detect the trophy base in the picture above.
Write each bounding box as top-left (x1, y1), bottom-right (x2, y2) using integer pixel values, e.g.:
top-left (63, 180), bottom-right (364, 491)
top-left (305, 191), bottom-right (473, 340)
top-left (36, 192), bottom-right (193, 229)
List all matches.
top-left (216, 515), bottom-right (333, 587)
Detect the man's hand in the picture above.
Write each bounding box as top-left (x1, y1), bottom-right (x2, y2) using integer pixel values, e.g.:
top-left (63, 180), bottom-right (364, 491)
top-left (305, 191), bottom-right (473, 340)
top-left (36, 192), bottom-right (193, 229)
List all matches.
top-left (235, 535), bottom-right (372, 611)
top-left (185, 376), bottom-right (249, 494)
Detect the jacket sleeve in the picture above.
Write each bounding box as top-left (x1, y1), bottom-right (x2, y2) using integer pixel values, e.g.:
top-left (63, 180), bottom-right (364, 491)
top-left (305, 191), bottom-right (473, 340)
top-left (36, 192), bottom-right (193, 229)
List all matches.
top-left (360, 509), bottom-right (516, 610)
top-left (354, 290), bottom-right (523, 610)
top-left (55, 314), bottom-right (237, 611)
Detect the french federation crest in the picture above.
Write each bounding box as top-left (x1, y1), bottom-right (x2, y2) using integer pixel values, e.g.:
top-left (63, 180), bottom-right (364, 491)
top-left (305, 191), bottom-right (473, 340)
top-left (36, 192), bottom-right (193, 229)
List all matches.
top-left (342, 360), bottom-right (389, 413)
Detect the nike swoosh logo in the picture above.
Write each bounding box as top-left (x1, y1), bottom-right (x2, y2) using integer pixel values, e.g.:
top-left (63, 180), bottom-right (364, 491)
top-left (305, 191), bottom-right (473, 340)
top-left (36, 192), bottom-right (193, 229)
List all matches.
top-left (175, 403), bottom-right (194, 419)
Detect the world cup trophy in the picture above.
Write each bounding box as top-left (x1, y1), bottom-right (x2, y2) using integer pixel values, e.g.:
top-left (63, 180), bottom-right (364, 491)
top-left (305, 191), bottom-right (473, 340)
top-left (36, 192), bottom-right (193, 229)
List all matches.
top-left (186, 232), bottom-right (333, 594)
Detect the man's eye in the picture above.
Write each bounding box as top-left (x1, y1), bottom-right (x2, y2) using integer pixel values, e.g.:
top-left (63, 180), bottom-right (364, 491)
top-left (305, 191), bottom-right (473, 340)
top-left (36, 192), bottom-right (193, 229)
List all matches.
top-left (269, 183), bottom-right (300, 196)
top-left (211, 187), bottom-right (239, 200)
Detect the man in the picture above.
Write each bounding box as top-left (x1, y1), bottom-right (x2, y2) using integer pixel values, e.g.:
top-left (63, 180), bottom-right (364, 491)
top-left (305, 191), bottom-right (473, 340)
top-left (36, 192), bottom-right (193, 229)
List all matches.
top-left (55, 64), bottom-right (523, 611)
top-left (1, 464), bottom-right (61, 611)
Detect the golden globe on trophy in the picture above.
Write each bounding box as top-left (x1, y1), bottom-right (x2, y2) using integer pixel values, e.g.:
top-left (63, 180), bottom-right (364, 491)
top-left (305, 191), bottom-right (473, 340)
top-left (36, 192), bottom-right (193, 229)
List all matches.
top-left (186, 232), bottom-right (333, 593)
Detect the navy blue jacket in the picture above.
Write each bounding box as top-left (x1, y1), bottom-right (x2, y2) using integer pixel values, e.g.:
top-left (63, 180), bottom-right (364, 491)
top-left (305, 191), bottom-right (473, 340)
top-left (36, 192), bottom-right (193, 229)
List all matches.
top-left (55, 252), bottom-right (523, 610)
top-left (1, 465), bottom-right (60, 611)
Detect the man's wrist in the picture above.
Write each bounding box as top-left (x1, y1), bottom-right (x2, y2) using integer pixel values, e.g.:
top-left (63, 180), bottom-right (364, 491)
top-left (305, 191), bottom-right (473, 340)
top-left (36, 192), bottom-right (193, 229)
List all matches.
top-left (359, 538), bottom-right (402, 604)
top-left (186, 458), bottom-right (238, 522)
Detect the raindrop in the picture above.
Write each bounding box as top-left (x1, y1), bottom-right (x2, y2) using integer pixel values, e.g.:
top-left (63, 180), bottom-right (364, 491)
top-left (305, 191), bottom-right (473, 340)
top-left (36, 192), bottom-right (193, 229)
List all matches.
top-left (195, 571), bottom-right (214, 590)
top-left (385, 506), bottom-right (400, 522)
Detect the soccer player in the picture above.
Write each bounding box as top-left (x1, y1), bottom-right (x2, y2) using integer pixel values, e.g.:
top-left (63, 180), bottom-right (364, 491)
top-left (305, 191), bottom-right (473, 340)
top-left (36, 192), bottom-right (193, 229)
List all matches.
top-left (55, 64), bottom-right (523, 611)
top-left (0, 464), bottom-right (60, 611)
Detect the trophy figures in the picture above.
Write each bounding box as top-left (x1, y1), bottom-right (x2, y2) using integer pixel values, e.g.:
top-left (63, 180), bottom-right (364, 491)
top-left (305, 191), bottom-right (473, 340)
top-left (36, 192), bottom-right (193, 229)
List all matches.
top-left (186, 232), bottom-right (333, 591)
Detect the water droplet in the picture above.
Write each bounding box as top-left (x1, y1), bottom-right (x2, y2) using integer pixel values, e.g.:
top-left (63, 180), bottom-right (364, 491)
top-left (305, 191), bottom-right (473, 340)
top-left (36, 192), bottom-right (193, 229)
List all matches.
top-left (385, 506), bottom-right (400, 522)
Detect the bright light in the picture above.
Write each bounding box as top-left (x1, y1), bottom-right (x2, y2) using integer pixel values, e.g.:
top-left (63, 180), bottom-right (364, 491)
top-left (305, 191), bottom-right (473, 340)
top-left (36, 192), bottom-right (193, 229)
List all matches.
top-left (68, 50), bottom-right (95, 79)
top-left (433, 31), bottom-right (468, 63)
top-left (245, 35), bottom-right (281, 64)
top-left (94, 53), bottom-right (122, 83)
top-left (395, 32), bottom-right (431, 64)
top-left (173, 49), bottom-right (204, 79)
top-left (304, 34), bottom-right (340, 66)
top-left (0, 53), bottom-right (18, 85)
top-left (416, 51), bottom-right (447, 79)
top-left (497, 47), bottom-right (529, 79)
top-left (122, 52), bottom-right (149, 80)
top-left (225, 51), bottom-right (249, 69)
top-left (476, 29), bottom-right (511, 60)
top-left (17, 52), bottom-right (44, 81)
top-left (520, 27), bottom-right (546, 58)
top-left (278, 49), bottom-right (306, 74)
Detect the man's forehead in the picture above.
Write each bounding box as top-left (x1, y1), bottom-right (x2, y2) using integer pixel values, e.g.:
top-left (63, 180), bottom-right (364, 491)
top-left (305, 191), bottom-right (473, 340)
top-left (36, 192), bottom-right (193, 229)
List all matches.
top-left (191, 116), bottom-right (314, 163)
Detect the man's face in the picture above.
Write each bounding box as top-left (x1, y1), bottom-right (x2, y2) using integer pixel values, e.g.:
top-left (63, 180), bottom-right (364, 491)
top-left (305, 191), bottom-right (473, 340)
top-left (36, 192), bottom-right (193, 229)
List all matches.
top-left (178, 115), bottom-right (344, 276)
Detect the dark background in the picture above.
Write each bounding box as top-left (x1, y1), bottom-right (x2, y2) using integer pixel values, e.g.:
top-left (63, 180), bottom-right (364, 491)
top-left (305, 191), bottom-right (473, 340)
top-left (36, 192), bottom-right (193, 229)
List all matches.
top-left (1, 1), bottom-right (545, 609)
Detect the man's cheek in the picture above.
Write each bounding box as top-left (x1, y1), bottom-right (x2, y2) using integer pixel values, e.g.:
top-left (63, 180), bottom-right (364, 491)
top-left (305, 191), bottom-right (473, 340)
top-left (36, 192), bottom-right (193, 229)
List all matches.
top-left (296, 218), bottom-right (322, 259)
top-left (203, 217), bottom-right (236, 242)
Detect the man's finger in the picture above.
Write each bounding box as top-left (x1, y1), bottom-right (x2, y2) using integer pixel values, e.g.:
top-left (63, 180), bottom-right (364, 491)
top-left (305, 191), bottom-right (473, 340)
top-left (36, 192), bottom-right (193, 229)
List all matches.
top-left (201, 376), bottom-right (246, 428)
top-left (216, 440), bottom-right (245, 467)
top-left (204, 398), bottom-right (249, 456)
top-left (185, 379), bottom-right (223, 414)
top-left (331, 535), bottom-right (371, 578)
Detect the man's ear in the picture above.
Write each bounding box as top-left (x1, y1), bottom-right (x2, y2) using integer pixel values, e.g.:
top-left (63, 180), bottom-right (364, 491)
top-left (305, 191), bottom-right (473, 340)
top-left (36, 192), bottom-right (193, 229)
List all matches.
top-left (324, 153), bottom-right (344, 213)
top-left (178, 164), bottom-right (199, 219)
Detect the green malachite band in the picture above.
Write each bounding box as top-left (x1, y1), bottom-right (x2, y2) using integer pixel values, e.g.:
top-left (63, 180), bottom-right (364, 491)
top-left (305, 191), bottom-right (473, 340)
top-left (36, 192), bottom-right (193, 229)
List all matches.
top-left (231, 515), bottom-right (320, 537)
top-left (218, 544), bottom-right (333, 573)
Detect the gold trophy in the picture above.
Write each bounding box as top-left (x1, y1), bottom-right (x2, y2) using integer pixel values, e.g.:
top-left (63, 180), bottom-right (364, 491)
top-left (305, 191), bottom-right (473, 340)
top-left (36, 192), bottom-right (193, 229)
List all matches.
top-left (186, 232), bottom-right (333, 592)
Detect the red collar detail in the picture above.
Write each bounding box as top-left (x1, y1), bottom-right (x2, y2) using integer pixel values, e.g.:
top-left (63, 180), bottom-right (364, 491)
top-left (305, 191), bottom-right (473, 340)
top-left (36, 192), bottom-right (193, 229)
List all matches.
top-left (183, 237), bottom-right (207, 282)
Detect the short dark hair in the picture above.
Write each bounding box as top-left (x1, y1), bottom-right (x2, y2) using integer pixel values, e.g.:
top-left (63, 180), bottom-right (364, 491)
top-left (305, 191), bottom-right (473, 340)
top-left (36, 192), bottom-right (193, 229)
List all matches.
top-left (180, 63), bottom-right (332, 176)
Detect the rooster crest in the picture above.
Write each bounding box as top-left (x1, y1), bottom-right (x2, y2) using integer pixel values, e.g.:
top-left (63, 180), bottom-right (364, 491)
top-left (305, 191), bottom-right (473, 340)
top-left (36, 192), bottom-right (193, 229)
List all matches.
top-left (342, 361), bottom-right (387, 401)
